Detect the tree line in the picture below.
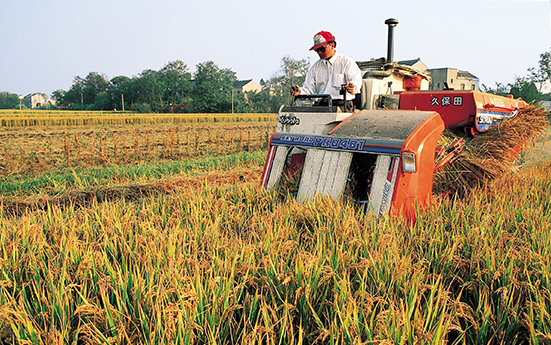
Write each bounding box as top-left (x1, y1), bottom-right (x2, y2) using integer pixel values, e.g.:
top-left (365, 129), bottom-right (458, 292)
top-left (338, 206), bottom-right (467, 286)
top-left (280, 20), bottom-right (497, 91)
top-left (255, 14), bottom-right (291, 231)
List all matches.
top-left (22, 58), bottom-right (305, 113)
top-left (0, 57), bottom-right (309, 113)
top-left (50, 58), bottom-right (310, 113)
top-left (481, 49), bottom-right (551, 103)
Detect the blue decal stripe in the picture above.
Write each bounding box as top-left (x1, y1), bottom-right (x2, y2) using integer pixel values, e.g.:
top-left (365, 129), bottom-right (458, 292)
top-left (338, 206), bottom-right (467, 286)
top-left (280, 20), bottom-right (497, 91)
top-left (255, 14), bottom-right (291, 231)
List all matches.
top-left (269, 133), bottom-right (403, 155)
top-left (475, 110), bottom-right (517, 132)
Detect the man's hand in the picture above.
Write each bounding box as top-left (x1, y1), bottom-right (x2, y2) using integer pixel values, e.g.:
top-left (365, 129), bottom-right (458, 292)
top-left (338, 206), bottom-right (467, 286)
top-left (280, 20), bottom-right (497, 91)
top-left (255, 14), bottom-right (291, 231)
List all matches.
top-left (345, 82), bottom-right (355, 94)
top-left (290, 85), bottom-right (301, 97)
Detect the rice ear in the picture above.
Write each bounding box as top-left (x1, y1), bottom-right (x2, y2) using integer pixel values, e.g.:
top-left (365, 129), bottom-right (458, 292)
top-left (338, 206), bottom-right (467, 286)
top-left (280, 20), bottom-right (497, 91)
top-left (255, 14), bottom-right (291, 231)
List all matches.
top-left (433, 104), bottom-right (550, 196)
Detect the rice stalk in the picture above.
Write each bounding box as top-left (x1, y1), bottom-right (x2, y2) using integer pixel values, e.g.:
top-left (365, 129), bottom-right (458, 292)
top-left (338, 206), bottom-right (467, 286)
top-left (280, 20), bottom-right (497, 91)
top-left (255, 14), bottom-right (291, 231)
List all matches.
top-left (433, 104), bottom-right (550, 196)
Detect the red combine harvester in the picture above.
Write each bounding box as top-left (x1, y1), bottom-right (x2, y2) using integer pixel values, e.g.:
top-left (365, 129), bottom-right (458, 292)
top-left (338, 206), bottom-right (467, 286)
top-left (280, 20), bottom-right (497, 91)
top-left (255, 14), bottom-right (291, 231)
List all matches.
top-left (260, 19), bottom-right (528, 219)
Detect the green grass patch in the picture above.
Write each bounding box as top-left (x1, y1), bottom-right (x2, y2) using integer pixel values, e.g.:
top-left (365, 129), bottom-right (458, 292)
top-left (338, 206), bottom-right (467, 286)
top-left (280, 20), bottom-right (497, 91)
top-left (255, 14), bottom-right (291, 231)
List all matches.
top-left (0, 150), bottom-right (267, 196)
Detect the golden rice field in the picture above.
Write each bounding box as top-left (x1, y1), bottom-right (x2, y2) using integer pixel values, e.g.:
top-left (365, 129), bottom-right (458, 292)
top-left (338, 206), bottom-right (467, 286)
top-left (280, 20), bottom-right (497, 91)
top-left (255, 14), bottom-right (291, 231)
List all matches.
top-left (0, 111), bottom-right (277, 176)
top-left (0, 110), bottom-right (551, 344)
top-left (0, 110), bottom-right (277, 127)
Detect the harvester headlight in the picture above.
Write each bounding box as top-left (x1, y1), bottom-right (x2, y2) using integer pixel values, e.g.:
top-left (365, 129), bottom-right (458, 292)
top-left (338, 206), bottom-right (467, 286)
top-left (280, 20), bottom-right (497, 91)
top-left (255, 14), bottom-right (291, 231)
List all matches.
top-left (401, 151), bottom-right (416, 173)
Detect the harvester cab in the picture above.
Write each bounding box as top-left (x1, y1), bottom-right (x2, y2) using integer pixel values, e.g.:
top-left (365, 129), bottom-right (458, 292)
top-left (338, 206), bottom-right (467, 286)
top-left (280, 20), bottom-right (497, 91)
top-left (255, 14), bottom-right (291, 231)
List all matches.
top-left (260, 18), bottom-right (528, 219)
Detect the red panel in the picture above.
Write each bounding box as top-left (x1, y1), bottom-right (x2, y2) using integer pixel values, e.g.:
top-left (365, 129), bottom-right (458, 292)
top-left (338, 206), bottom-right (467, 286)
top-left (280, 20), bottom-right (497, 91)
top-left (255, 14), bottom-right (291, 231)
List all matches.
top-left (260, 141), bottom-right (277, 187)
top-left (398, 90), bottom-right (477, 129)
top-left (398, 90), bottom-right (528, 134)
top-left (390, 111), bottom-right (445, 220)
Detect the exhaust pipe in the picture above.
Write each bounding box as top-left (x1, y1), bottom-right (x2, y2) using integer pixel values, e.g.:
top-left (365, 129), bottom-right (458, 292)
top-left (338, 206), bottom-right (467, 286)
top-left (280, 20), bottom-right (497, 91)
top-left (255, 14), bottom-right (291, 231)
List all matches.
top-left (384, 18), bottom-right (399, 63)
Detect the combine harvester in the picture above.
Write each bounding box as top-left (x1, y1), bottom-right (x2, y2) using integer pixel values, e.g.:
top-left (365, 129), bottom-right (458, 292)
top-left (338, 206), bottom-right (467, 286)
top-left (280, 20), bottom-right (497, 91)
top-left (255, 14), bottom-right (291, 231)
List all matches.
top-left (260, 18), bottom-right (533, 219)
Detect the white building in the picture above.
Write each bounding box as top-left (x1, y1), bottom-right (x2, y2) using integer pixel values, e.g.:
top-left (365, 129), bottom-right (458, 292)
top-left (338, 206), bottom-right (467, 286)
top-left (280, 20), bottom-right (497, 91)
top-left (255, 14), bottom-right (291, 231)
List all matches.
top-left (536, 81), bottom-right (551, 94)
top-left (23, 93), bottom-right (56, 109)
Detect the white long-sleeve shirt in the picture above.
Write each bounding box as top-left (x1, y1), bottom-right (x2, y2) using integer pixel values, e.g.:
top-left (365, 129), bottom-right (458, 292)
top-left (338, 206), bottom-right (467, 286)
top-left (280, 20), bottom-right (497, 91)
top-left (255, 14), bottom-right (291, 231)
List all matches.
top-left (301, 52), bottom-right (362, 100)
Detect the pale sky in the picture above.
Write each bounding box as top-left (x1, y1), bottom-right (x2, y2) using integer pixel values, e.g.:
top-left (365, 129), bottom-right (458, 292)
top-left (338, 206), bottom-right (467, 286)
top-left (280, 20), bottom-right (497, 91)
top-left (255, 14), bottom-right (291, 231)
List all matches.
top-left (1, 0), bottom-right (550, 96)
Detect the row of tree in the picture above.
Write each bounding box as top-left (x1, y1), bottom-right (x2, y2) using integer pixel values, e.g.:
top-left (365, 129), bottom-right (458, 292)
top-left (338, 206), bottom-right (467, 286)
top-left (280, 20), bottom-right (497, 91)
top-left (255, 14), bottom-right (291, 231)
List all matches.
top-left (0, 57), bottom-right (310, 113)
top-left (2, 50), bottom-right (550, 111)
top-left (0, 92), bottom-right (21, 109)
top-left (49, 57), bottom-right (309, 113)
top-left (481, 50), bottom-right (551, 102)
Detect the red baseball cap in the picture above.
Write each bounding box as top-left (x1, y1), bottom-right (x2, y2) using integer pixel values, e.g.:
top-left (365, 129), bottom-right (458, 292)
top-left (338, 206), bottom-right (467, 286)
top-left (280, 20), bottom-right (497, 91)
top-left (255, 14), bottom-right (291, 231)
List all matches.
top-left (310, 31), bottom-right (335, 51)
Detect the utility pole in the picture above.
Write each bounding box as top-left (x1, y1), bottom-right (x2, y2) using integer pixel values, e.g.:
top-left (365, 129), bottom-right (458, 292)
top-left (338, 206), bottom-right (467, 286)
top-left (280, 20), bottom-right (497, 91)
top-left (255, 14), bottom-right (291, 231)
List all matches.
top-left (121, 94), bottom-right (125, 111)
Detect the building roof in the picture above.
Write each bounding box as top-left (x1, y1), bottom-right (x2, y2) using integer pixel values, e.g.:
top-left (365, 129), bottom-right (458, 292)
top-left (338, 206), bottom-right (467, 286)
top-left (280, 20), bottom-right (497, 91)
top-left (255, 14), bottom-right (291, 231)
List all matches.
top-left (233, 79), bottom-right (253, 89)
top-left (357, 57), bottom-right (427, 71)
top-left (24, 92), bottom-right (47, 98)
top-left (357, 58), bottom-right (478, 84)
top-left (457, 70), bottom-right (479, 80)
top-left (427, 68), bottom-right (479, 81)
top-left (356, 58), bottom-right (386, 71)
top-left (397, 58), bottom-right (421, 66)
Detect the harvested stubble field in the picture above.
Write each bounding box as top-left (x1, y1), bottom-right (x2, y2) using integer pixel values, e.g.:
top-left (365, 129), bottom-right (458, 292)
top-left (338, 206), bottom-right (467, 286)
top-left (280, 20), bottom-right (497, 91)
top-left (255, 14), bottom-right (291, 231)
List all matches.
top-left (0, 117), bottom-right (276, 176)
top-left (0, 110), bottom-right (551, 344)
top-left (0, 110), bottom-right (276, 127)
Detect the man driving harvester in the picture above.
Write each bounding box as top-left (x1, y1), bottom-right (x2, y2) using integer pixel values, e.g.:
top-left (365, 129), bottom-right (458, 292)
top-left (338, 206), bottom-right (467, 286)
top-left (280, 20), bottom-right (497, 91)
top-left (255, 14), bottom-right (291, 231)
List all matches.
top-left (291, 30), bottom-right (362, 112)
